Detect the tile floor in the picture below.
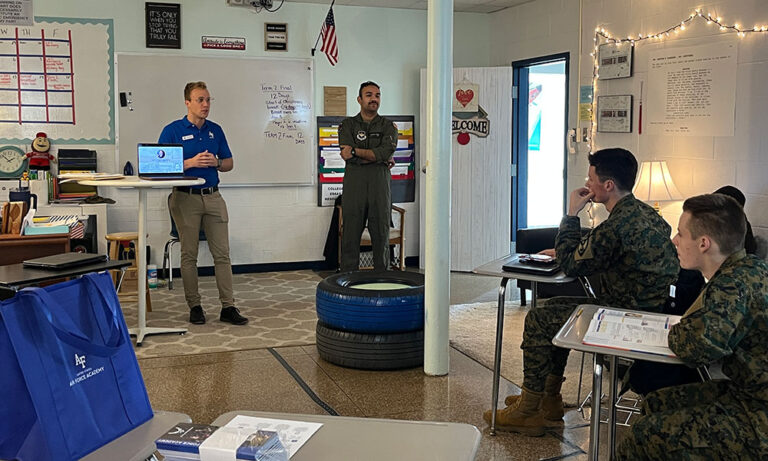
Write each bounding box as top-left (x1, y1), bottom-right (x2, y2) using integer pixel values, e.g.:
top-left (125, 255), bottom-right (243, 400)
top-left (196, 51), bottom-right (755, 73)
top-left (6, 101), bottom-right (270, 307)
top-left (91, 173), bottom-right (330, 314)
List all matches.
top-left (139, 271), bottom-right (627, 460)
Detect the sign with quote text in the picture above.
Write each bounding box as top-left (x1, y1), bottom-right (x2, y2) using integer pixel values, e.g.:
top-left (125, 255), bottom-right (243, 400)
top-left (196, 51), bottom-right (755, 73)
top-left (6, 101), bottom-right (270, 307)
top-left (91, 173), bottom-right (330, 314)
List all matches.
top-left (265, 23), bottom-right (287, 51)
top-left (646, 41), bottom-right (736, 136)
top-left (145, 2), bottom-right (180, 49)
top-left (0, 0), bottom-right (32, 25)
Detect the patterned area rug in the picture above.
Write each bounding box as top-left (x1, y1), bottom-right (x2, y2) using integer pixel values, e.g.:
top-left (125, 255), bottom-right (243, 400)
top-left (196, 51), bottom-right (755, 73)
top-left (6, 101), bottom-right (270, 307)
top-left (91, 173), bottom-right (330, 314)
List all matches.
top-left (121, 271), bottom-right (322, 359)
top-left (450, 301), bottom-right (594, 406)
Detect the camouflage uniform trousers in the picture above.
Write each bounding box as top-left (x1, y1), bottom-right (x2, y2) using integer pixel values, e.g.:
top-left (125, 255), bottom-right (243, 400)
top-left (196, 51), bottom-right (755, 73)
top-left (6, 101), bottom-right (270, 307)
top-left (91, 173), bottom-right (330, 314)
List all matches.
top-left (616, 380), bottom-right (765, 460)
top-left (521, 296), bottom-right (588, 392)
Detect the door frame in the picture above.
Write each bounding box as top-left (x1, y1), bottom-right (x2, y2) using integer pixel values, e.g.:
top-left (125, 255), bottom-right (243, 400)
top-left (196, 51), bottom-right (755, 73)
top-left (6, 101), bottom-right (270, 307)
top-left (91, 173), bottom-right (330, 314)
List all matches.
top-left (511, 52), bottom-right (570, 242)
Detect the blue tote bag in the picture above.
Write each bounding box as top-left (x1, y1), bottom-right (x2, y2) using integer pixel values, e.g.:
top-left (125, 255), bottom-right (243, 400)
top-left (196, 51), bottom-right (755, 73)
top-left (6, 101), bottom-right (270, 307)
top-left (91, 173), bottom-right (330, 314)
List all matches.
top-left (0, 271), bottom-right (153, 460)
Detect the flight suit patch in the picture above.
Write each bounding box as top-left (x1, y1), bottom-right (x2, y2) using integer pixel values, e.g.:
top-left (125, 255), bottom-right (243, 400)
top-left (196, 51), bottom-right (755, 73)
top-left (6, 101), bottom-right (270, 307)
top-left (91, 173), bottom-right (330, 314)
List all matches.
top-left (356, 130), bottom-right (367, 142)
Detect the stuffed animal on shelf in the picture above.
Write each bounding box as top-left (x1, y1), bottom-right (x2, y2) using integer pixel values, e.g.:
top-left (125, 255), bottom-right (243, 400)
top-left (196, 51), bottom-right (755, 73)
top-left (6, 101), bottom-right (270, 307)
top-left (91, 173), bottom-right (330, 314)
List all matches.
top-left (26, 131), bottom-right (56, 171)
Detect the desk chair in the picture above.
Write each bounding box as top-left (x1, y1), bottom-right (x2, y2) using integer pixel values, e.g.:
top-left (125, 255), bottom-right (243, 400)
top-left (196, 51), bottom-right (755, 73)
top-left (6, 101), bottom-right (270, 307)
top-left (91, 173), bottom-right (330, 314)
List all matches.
top-left (161, 193), bottom-right (206, 290)
top-left (336, 203), bottom-right (406, 271)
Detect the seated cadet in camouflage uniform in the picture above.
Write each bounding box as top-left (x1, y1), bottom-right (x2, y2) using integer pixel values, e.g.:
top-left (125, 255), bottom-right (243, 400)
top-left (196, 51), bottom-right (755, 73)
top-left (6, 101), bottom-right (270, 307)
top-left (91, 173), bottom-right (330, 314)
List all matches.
top-left (338, 81), bottom-right (399, 272)
top-left (483, 148), bottom-right (679, 436)
top-left (617, 194), bottom-right (768, 460)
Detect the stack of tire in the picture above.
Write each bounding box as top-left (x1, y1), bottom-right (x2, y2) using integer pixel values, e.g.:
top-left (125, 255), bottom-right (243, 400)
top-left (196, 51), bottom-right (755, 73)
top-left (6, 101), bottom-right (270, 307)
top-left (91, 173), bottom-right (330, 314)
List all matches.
top-left (315, 271), bottom-right (425, 370)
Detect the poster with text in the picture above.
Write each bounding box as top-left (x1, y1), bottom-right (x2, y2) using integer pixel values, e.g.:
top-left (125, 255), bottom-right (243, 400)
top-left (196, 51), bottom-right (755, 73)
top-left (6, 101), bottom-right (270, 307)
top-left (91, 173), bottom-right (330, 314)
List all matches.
top-left (646, 41), bottom-right (736, 136)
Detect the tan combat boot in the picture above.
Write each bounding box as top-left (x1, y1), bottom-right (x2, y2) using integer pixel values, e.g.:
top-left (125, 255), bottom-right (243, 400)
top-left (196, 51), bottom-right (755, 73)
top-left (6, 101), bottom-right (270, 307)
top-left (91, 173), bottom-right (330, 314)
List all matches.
top-left (504, 375), bottom-right (565, 425)
top-left (483, 387), bottom-right (546, 436)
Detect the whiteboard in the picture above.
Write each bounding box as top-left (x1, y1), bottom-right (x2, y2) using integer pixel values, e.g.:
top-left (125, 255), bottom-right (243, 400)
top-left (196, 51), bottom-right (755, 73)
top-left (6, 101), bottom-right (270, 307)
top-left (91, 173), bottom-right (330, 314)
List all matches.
top-left (116, 54), bottom-right (314, 185)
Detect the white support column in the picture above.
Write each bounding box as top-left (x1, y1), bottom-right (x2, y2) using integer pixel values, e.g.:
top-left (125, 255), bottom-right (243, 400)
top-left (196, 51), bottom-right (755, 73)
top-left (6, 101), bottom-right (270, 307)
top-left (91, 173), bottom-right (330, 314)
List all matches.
top-left (424, 0), bottom-right (453, 376)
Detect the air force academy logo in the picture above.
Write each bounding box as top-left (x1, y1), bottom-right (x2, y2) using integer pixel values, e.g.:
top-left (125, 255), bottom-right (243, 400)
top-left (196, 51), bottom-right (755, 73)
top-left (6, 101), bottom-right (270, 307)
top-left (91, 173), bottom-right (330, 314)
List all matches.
top-left (75, 353), bottom-right (86, 369)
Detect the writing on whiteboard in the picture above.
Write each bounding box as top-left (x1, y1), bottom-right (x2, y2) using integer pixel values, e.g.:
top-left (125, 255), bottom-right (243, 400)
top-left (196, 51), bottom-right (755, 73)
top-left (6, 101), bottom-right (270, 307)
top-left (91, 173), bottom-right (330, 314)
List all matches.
top-left (262, 83), bottom-right (311, 145)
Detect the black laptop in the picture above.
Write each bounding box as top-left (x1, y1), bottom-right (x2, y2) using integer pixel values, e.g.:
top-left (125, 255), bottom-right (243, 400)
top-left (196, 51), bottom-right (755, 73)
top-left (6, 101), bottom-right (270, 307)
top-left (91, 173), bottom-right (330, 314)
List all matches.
top-left (502, 254), bottom-right (561, 275)
top-left (137, 143), bottom-right (196, 180)
top-left (23, 252), bottom-right (107, 270)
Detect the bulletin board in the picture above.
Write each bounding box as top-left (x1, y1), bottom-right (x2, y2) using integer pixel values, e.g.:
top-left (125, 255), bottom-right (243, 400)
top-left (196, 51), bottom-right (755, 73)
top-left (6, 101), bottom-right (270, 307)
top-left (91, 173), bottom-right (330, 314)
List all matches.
top-left (116, 54), bottom-right (314, 186)
top-left (0, 17), bottom-right (114, 144)
top-left (317, 115), bottom-right (415, 206)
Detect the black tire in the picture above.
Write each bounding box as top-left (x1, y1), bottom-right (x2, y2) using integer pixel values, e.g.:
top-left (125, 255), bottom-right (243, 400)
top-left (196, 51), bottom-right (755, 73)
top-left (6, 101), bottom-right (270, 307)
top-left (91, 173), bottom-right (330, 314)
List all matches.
top-left (316, 322), bottom-right (423, 371)
top-left (316, 271), bottom-right (424, 333)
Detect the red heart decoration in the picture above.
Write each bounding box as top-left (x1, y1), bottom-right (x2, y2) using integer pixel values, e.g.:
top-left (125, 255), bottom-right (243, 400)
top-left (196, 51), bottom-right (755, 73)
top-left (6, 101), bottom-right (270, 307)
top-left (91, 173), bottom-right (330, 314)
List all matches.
top-left (457, 132), bottom-right (470, 145)
top-left (456, 89), bottom-right (474, 107)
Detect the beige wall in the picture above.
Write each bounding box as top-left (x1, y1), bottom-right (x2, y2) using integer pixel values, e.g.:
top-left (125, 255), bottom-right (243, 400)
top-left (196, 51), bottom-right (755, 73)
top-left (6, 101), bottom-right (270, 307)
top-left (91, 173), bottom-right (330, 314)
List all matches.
top-left (491, 0), bottom-right (768, 239)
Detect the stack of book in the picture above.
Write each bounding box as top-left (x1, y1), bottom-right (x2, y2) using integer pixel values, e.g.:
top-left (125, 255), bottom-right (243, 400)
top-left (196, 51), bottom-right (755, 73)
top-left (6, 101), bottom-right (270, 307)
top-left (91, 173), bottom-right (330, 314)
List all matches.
top-left (156, 423), bottom-right (288, 461)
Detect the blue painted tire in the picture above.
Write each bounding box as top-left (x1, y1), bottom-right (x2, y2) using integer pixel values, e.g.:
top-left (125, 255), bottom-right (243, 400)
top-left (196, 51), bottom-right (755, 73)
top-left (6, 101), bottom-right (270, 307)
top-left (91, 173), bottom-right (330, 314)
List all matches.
top-left (315, 271), bottom-right (424, 333)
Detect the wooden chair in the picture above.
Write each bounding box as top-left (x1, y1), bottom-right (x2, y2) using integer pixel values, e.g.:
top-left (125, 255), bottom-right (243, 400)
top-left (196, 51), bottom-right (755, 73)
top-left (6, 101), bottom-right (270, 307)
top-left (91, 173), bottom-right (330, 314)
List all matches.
top-left (337, 204), bottom-right (406, 271)
top-left (106, 231), bottom-right (151, 311)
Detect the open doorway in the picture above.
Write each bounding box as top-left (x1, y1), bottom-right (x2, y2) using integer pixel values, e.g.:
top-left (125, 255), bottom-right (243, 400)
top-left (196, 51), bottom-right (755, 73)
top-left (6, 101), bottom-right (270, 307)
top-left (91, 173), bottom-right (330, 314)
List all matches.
top-left (512, 54), bottom-right (569, 243)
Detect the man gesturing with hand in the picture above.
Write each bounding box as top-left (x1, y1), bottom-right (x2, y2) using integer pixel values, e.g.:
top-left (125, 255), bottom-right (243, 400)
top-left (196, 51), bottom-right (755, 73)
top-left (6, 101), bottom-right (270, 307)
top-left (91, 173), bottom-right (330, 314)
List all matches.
top-left (159, 81), bottom-right (247, 326)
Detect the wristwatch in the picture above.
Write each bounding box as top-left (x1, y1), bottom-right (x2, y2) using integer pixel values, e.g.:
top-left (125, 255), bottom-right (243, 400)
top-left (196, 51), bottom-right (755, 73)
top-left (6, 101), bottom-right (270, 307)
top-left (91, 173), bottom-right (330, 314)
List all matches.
top-left (350, 147), bottom-right (357, 157)
top-left (217, 158), bottom-right (223, 168)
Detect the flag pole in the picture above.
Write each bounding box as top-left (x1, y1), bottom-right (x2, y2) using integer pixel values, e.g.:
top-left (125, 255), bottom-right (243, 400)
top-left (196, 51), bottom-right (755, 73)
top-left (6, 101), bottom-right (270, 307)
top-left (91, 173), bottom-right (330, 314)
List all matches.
top-left (311, 0), bottom-right (336, 56)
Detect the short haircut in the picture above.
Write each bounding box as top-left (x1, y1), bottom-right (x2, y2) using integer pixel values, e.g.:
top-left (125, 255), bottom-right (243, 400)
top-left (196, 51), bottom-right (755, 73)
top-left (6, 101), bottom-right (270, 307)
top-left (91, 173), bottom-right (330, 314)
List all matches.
top-left (683, 194), bottom-right (746, 255)
top-left (587, 148), bottom-right (638, 192)
top-left (184, 81), bottom-right (208, 101)
top-left (358, 81), bottom-right (380, 98)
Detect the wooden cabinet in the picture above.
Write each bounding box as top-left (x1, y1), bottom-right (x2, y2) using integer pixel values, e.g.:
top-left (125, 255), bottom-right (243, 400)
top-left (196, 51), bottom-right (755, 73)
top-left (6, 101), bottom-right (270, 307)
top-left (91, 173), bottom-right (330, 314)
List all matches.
top-left (0, 233), bottom-right (70, 266)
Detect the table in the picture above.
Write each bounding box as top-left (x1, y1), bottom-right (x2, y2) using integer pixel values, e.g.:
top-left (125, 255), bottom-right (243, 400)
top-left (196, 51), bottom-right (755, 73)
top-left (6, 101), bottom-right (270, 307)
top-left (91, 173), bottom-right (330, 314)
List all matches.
top-left (0, 259), bottom-right (132, 299)
top-left (212, 411), bottom-right (481, 461)
top-left (473, 254), bottom-right (578, 435)
top-left (82, 411), bottom-right (191, 461)
top-left (552, 304), bottom-right (686, 461)
top-left (79, 177), bottom-right (204, 346)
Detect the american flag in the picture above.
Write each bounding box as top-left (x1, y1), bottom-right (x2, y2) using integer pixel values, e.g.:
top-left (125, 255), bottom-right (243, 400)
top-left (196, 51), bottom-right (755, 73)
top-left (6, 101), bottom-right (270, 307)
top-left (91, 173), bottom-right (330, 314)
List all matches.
top-left (320, 7), bottom-right (338, 66)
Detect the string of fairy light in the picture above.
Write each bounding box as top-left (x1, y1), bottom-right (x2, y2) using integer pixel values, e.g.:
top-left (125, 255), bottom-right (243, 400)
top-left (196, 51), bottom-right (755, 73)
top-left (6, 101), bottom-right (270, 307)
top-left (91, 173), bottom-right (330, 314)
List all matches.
top-left (586, 9), bottom-right (768, 152)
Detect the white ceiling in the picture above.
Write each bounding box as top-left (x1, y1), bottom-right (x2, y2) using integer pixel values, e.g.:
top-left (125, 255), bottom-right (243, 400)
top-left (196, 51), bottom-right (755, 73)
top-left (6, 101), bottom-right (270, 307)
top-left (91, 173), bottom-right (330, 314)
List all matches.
top-left (282, 0), bottom-right (536, 14)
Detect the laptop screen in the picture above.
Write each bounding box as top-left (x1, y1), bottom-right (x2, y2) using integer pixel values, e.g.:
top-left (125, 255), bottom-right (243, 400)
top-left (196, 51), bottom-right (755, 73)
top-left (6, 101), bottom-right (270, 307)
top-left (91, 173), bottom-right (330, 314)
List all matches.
top-left (138, 144), bottom-right (184, 175)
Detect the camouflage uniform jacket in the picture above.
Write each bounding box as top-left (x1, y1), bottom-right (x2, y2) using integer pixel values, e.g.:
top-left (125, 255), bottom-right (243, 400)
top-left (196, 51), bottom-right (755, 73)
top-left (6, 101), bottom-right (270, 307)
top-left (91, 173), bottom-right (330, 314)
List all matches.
top-left (555, 193), bottom-right (678, 312)
top-left (670, 250), bottom-right (768, 403)
top-left (338, 113), bottom-right (398, 166)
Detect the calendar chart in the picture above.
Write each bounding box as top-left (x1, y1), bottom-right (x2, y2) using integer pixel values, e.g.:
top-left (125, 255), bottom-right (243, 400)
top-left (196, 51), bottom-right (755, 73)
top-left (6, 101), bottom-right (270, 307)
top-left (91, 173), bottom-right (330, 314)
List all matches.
top-left (0, 18), bottom-right (113, 144)
top-left (0, 27), bottom-right (75, 124)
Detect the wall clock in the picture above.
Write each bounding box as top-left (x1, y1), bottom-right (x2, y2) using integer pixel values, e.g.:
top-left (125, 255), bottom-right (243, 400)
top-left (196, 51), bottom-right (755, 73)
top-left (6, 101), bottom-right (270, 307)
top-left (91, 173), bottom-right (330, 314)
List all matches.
top-left (0, 146), bottom-right (28, 179)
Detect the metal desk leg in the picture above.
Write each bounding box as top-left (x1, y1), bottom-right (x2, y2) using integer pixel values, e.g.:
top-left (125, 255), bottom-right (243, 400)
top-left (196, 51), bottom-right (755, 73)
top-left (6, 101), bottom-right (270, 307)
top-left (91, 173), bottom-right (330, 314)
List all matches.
top-left (490, 276), bottom-right (510, 436)
top-left (608, 355), bottom-right (618, 460)
top-left (589, 353), bottom-right (604, 461)
top-left (531, 280), bottom-right (538, 308)
top-left (579, 276), bottom-right (597, 299)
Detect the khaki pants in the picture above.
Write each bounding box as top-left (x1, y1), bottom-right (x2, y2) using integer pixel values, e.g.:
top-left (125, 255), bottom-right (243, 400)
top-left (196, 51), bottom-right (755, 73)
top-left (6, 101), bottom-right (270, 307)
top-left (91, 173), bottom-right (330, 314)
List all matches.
top-left (169, 190), bottom-right (234, 309)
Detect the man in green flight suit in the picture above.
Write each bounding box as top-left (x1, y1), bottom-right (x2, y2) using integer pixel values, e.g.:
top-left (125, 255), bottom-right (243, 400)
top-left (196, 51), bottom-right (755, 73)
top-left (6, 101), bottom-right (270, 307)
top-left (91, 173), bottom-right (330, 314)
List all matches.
top-left (338, 81), bottom-right (399, 271)
top-left (616, 193), bottom-right (768, 460)
top-left (484, 147), bottom-right (679, 436)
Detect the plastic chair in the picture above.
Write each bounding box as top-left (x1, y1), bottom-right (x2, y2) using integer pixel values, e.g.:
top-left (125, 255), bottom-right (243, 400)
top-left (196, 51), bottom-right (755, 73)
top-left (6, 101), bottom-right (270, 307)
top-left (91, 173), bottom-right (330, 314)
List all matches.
top-left (161, 194), bottom-right (206, 290)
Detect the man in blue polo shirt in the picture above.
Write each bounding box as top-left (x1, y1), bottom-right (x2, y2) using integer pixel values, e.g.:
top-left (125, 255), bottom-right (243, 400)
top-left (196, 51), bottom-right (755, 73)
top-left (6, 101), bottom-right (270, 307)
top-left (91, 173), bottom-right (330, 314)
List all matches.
top-left (158, 81), bottom-right (247, 325)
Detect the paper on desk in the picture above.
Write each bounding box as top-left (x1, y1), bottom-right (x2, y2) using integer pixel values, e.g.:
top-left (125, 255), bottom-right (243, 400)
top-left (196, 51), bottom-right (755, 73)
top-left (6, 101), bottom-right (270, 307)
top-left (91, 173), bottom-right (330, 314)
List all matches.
top-left (582, 308), bottom-right (681, 356)
top-left (58, 172), bottom-right (124, 183)
top-left (224, 415), bottom-right (322, 458)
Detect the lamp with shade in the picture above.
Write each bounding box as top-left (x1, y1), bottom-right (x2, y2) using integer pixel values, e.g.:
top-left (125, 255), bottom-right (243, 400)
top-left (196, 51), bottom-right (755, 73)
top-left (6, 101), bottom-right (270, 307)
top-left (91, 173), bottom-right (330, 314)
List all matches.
top-left (633, 160), bottom-right (683, 214)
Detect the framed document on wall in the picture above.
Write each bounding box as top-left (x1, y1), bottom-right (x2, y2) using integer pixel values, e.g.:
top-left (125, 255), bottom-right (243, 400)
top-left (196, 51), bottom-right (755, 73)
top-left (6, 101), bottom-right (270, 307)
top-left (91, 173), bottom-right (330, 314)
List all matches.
top-left (597, 95), bottom-right (632, 133)
top-left (598, 42), bottom-right (633, 79)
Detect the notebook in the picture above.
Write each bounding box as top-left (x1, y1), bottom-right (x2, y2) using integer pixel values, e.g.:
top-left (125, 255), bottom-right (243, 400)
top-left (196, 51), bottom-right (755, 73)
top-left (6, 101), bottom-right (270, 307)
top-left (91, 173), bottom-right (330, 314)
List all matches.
top-left (23, 252), bottom-right (107, 270)
top-left (502, 254), bottom-right (561, 275)
top-left (137, 143), bottom-right (196, 180)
